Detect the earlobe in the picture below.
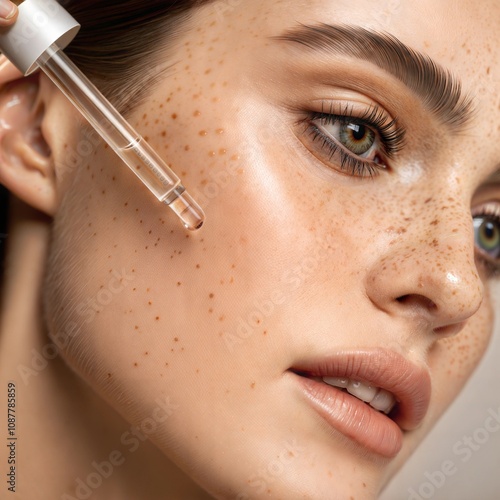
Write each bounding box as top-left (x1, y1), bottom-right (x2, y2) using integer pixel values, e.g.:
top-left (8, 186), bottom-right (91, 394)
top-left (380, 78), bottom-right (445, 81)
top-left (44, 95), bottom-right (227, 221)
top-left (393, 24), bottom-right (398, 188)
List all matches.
top-left (0, 75), bottom-right (57, 216)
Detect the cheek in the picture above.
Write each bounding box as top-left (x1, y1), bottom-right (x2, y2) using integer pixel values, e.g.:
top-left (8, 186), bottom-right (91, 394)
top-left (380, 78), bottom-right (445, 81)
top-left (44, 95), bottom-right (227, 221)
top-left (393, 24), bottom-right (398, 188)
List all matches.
top-left (428, 297), bottom-right (494, 413)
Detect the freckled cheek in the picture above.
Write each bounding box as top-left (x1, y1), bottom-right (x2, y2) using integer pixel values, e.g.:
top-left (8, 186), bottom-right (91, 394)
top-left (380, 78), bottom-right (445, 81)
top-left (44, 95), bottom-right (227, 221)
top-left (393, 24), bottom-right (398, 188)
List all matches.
top-left (430, 300), bottom-right (494, 409)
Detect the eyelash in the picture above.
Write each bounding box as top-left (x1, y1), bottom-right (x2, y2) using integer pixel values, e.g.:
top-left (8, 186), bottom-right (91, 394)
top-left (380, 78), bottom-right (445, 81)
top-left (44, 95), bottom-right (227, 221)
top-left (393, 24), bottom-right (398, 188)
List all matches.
top-left (299, 104), bottom-right (406, 177)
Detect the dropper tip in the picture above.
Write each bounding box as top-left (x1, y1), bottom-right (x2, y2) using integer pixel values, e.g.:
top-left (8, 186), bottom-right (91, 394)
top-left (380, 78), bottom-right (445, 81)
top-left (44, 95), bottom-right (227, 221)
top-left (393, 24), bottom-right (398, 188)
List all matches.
top-left (166, 188), bottom-right (205, 231)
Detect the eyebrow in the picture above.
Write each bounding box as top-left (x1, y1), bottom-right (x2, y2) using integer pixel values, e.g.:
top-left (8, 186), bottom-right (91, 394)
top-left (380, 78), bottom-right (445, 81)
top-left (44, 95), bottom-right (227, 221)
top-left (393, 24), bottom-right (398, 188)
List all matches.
top-left (275, 24), bottom-right (475, 131)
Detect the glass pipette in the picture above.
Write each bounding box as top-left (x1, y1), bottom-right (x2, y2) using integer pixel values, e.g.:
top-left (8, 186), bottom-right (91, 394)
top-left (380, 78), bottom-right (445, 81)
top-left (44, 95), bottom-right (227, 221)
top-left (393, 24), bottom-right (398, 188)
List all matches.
top-left (0, 0), bottom-right (205, 231)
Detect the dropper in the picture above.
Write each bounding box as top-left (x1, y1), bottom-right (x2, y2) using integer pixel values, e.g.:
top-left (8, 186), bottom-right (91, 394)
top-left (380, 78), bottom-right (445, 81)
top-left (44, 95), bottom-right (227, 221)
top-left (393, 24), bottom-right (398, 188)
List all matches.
top-left (0, 0), bottom-right (205, 231)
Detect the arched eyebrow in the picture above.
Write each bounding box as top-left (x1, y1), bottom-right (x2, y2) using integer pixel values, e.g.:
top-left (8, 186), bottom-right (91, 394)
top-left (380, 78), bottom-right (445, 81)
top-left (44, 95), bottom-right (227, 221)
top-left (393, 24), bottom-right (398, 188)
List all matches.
top-left (274, 24), bottom-right (475, 132)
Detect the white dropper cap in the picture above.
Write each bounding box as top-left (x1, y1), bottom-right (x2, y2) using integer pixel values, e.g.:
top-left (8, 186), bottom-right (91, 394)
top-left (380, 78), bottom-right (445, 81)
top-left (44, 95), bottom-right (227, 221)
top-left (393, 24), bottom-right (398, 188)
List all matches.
top-left (0, 0), bottom-right (80, 75)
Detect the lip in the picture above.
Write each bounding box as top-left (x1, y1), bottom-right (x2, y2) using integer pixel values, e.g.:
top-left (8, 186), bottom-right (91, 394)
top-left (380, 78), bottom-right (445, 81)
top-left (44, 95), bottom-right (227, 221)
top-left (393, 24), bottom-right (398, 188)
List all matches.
top-left (290, 348), bottom-right (431, 458)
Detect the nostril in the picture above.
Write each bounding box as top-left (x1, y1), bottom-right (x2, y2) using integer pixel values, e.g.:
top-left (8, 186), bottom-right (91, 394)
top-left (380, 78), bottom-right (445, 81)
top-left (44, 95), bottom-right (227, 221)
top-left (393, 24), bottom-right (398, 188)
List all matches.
top-left (396, 294), bottom-right (438, 311)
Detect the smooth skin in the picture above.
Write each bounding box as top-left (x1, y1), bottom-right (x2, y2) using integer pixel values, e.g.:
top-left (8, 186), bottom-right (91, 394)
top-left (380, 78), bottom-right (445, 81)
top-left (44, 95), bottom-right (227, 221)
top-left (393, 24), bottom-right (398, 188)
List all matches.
top-left (0, 0), bottom-right (499, 499)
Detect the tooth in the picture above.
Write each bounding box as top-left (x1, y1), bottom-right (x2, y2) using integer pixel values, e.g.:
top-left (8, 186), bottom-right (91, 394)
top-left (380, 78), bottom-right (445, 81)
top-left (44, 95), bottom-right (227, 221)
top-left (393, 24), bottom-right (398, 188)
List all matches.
top-left (370, 389), bottom-right (396, 414)
top-left (322, 377), bottom-right (349, 388)
top-left (347, 380), bottom-right (378, 403)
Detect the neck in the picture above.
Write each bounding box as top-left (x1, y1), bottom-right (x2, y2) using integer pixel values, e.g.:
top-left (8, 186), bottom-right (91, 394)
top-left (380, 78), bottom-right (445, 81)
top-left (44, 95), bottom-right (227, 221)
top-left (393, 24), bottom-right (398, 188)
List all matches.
top-left (0, 199), bottom-right (210, 500)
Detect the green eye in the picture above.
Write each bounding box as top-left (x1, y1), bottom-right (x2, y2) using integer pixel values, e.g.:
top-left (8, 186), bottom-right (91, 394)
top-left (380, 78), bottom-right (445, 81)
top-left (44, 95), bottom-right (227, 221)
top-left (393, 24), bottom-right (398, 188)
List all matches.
top-left (339, 123), bottom-right (376, 155)
top-left (473, 215), bottom-right (500, 259)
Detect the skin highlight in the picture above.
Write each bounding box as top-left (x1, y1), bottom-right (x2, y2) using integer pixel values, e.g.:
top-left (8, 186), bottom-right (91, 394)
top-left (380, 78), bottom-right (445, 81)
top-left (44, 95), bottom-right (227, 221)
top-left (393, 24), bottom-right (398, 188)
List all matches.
top-left (0, 0), bottom-right (499, 499)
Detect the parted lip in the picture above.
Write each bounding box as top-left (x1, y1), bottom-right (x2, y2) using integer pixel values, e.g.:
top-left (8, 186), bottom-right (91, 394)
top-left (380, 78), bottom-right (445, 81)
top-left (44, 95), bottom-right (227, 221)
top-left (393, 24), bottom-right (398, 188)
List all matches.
top-left (290, 348), bottom-right (431, 430)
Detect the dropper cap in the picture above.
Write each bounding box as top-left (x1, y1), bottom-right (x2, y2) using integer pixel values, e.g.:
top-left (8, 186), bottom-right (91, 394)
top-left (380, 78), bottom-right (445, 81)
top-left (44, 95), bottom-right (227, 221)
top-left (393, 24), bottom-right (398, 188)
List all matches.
top-left (0, 0), bottom-right (80, 75)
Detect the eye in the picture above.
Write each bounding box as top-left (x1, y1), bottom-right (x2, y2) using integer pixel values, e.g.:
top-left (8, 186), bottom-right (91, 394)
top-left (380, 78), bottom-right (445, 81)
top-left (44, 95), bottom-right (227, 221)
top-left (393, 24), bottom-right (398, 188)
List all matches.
top-left (298, 104), bottom-right (406, 178)
top-left (339, 123), bottom-right (376, 155)
top-left (473, 215), bottom-right (500, 259)
top-left (472, 202), bottom-right (500, 276)
top-left (323, 120), bottom-right (378, 158)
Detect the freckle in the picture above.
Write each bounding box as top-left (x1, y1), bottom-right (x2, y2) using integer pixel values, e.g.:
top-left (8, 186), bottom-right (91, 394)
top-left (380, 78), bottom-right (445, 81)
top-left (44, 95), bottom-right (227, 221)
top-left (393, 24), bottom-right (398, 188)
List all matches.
top-left (208, 308), bottom-right (213, 314)
top-left (171, 113), bottom-right (178, 120)
top-left (199, 130), bottom-right (208, 137)
top-left (124, 202), bottom-right (128, 207)
top-left (211, 97), bottom-right (220, 103)
top-left (174, 337), bottom-right (179, 342)
top-left (142, 113), bottom-right (147, 120)
top-left (219, 315), bottom-right (225, 322)
top-left (156, 316), bottom-right (160, 321)
top-left (134, 362), bottom-right (138, 367)
top-left (144, 351), bottom-right (149, 356)
top-left (263, 330), bottom-right (267, 336)
top-left (184, 145), bottom-right (190, 151)
top-left (193, 110), bottom-right (201, 117)
top-left (161, 130), bottom-right (167, 137)
top-left (177, 282), bottom-right (182, 287)
top-left (209, 293), bottom-right (215, 299)
top-left (250, 382), bottom-right (256, 389)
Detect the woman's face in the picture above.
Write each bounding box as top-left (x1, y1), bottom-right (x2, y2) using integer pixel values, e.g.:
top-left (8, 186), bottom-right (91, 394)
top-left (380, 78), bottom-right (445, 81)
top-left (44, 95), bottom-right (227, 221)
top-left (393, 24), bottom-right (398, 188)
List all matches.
top-left (44, 0), bottom-right (499, 497)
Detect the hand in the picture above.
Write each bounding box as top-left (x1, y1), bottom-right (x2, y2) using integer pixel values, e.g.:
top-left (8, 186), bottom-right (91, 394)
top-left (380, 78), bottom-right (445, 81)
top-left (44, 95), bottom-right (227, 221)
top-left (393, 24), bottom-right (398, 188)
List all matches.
top-left (0, 0), bottom-right (17, 26)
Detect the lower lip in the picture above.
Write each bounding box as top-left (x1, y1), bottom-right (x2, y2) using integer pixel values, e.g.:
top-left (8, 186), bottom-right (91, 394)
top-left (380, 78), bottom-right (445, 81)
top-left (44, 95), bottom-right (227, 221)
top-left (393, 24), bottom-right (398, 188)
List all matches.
top-left (293, 373), bottom-right (403, 458)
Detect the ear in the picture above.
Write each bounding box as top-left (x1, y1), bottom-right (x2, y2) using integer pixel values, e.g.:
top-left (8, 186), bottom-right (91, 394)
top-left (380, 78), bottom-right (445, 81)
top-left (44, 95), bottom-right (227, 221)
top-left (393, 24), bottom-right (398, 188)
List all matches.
top-left (0, 69), bottom-right (57, 216)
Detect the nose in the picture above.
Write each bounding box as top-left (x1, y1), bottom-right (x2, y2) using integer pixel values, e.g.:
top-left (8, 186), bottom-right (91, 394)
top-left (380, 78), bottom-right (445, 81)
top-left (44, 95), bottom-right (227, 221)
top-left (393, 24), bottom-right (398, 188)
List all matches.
top-left (365, 205), bottom-right (484, 336)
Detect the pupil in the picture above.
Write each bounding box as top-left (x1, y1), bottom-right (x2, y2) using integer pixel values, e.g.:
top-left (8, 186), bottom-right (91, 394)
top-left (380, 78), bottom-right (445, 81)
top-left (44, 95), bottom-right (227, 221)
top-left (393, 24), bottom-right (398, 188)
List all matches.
top-left (349, 124), bottom-right (366, 142)
top-left (483, 221), bottom-right (496, 241)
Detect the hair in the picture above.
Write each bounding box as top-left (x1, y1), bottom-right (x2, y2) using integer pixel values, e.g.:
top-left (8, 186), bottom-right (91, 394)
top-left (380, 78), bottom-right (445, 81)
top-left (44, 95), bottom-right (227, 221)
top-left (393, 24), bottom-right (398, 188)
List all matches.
top-left (0, 0), bottom-right (213, 281)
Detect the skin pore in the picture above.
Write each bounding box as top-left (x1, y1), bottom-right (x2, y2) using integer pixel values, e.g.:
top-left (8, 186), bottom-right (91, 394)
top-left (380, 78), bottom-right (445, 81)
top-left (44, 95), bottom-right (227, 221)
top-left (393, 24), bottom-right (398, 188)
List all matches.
top-left (0, 0), bottom-right (499, 499)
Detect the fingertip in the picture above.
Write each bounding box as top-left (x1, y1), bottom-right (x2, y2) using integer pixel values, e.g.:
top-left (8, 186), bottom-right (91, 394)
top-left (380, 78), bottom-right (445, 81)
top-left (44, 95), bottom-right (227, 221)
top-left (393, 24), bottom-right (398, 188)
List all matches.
top-left (0, 1), bottom-right (17, 24)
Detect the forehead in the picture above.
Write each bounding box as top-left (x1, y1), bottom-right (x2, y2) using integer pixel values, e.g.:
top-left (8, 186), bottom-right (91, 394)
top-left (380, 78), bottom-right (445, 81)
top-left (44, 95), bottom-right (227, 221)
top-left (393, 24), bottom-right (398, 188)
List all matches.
top-left (199, 0), bottom-right (500, 170)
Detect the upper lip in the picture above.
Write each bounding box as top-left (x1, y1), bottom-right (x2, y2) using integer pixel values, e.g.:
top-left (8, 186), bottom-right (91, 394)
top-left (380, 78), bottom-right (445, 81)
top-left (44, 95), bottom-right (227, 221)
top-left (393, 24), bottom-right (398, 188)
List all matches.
top-left (290, 348), bottom-right (431, 430)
